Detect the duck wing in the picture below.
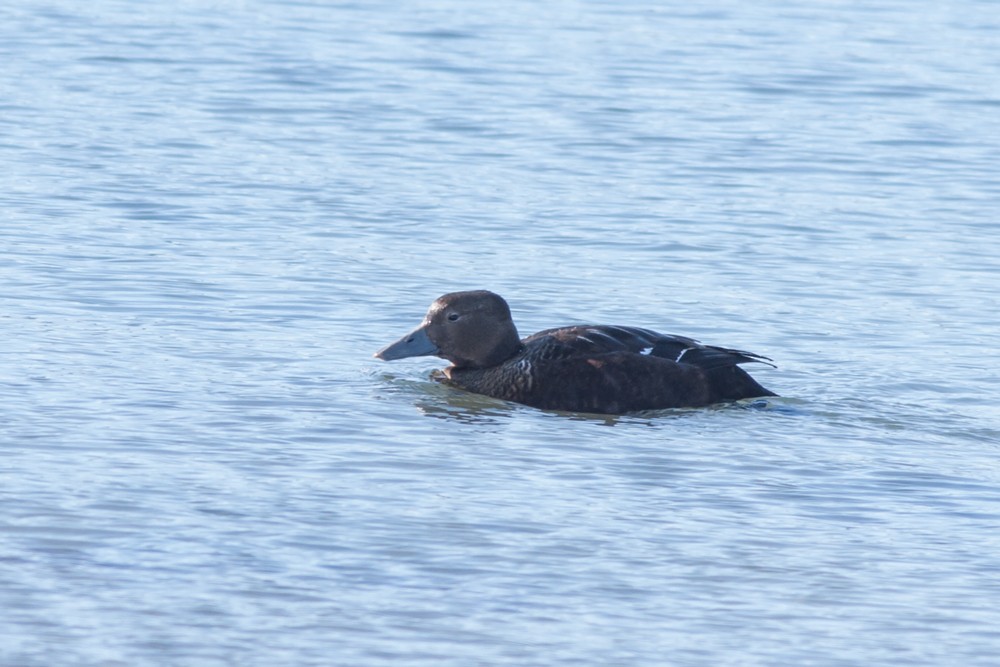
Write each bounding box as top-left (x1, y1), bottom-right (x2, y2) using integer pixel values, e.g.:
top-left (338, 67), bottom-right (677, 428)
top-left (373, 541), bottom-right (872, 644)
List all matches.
top-left (523, 325), bottom-right (774, 370)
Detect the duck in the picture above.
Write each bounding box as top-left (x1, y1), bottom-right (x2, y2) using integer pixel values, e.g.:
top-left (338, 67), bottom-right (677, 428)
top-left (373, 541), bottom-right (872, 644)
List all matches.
top-left (374, 290), bottom-right (776, 415)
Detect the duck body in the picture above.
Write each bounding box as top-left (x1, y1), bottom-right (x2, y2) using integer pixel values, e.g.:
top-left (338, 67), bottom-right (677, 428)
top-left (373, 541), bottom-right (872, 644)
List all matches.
top-left (375, 290), bottom-right (776, 415)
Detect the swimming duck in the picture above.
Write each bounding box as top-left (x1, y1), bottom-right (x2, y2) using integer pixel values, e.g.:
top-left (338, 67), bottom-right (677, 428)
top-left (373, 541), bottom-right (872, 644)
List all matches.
top-left (374, 290), bottom-right (776, 415)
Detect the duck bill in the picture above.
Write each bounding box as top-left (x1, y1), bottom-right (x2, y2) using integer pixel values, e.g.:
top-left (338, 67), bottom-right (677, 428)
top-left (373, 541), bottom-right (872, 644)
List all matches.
top-left (374, 325), bottom-right (440, 361)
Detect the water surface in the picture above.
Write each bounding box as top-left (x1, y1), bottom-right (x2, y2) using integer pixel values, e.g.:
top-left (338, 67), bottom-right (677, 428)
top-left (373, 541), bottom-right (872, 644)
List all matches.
top-left (3, 0), bottom-right (1000, 665)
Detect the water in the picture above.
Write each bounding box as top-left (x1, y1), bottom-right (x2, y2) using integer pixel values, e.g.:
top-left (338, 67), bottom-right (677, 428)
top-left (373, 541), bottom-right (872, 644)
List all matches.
top-left (3, 0), bottom-right (1000, 664)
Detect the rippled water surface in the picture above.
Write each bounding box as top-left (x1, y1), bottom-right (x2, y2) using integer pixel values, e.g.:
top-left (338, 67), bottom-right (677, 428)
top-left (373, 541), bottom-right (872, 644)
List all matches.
top-left (3, 1), bottom-right (1000, 665)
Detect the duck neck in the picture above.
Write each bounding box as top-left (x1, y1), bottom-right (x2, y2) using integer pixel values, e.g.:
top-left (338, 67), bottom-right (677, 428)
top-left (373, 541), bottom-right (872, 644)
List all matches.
top-left (479, 333), bottom-right (522, 367)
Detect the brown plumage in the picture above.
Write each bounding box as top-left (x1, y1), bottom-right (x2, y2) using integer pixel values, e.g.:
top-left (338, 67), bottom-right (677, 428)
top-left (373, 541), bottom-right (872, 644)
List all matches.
top-left (375, 290), bottom-right (776, 415)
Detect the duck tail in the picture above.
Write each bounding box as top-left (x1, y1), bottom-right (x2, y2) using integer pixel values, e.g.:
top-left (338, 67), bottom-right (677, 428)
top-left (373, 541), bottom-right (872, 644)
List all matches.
top-left (706, 365), bottom-right (777, 401)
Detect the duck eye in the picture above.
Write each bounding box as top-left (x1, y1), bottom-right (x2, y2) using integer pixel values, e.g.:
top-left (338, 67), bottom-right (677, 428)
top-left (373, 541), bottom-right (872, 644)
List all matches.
top-left (447, 313), bottom-right (460, 322)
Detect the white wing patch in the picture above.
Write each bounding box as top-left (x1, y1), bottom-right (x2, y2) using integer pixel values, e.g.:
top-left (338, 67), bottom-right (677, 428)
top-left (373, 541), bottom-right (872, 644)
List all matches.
top-left (675, 347), bottom-right (695, 362)
top-left (640, 346), bottom-right (654, 355)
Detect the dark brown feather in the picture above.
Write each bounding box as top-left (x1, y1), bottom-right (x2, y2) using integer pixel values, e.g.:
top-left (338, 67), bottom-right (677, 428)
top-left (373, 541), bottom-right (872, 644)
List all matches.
top-left (376, 291), bottom-right (777, 415)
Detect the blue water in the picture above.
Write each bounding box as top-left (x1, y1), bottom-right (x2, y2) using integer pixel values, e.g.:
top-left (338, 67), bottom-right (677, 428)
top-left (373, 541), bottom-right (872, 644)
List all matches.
top-left (3, 1), bottom-right (1000, 665)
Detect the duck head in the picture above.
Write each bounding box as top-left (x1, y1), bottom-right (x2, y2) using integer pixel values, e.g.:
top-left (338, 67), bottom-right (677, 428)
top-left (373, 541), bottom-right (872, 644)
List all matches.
top-left (374, 290), bottom-right (522, 368)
